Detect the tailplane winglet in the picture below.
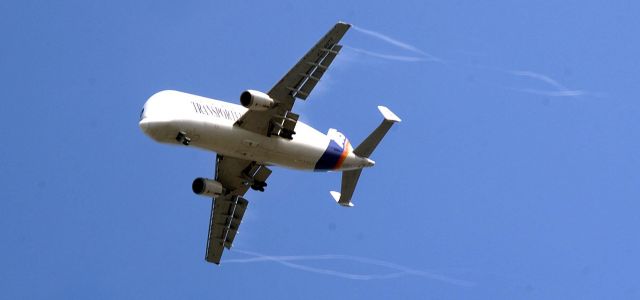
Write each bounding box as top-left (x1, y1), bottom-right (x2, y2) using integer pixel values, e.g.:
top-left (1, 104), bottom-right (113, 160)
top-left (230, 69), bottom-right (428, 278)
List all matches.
top-left (330, 191), bottom-right (354, 207)
top-left (377, 106), bottom-right (402, 123)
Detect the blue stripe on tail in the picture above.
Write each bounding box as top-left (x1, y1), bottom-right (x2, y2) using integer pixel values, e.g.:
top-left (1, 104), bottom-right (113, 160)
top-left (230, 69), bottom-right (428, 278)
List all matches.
top-left (314, 140), bottom-right (343, 171)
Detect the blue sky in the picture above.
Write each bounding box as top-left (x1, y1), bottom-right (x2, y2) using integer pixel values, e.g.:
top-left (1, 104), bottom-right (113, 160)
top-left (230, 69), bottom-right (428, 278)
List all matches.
top-left (1, 1), bottom-right (639, 298)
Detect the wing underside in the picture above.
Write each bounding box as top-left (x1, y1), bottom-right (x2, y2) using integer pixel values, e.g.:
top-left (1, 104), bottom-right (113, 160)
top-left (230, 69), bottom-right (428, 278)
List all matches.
top-left (204, 22), bottom-right (350, 264)
top-left (205, 155), bottom-right (271, 264)
top-left (267, 22), bottom-right (350, 104)
top-left (205, 194), bottom-right (249, 264)
top-left (235, 22), bottom-right (351, 138)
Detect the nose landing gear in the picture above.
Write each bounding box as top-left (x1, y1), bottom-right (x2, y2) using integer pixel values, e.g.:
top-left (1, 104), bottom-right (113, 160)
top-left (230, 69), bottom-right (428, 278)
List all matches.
top-left (176, 131), bottom-right (191, 146)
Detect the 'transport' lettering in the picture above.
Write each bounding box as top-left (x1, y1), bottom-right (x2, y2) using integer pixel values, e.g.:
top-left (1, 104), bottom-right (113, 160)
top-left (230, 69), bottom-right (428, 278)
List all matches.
top-left (190, 101), bottom-right (243, 121)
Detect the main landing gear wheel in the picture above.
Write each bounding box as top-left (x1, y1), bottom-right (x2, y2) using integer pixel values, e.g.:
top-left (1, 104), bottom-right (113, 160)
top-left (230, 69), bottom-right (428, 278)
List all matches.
top-left (176, 131), bottom-right (191, 146)
top-left (250, 181), bottom-right (267, 192)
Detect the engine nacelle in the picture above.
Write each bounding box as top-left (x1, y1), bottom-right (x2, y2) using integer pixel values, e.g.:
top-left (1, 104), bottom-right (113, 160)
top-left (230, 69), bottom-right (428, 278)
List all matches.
top-left (240, 90), bottom-right (275, 111)
top-left (192, 178), bottom-right (225, 197)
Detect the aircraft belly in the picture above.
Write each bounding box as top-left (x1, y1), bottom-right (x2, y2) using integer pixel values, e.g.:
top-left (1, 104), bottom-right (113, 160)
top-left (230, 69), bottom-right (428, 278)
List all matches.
top-left (193, 120), bottom-right (328, 170)
top-left (264, 138), bottom-right (328, 169)
top-left (142, 115), bottom-right (329, 170)
top-left (143, 91), bottom-right (331, 170)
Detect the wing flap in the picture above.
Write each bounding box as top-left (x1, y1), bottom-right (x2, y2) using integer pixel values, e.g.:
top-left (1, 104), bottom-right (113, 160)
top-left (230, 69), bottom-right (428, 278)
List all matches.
top-left (235, 22), bottom-right (350, 138)
top-left (269, 23), bottom-right (349, 103)
top-left (223, 197), bottom-right (248, 249)
top-left (296, 44), bottom-right (342, 99)
top-left (204, 156), bottom-right (271, 264)
top-left (205, 199), bottom-right (225, 264)
top-left (205, 195), bottom-right (250, 264)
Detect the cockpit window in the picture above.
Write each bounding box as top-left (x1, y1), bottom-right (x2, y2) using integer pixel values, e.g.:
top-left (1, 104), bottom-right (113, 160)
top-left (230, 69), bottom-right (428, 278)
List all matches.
top-left (140, 108), bottom-right (145, 120)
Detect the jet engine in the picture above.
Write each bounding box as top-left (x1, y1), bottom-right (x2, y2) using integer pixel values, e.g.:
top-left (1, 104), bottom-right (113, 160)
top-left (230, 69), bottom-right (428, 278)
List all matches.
top-left (192, 178), bottom-right (225, 197)
top-left (240, 90), bottom-right (275, 111)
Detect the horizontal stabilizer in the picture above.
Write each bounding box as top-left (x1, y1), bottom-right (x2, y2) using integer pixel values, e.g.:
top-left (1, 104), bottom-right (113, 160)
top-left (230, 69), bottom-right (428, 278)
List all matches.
top-left (331, 106), bottom-right (400, 206)
top-left (330, 169), bottom-right (362, 207)
top-left (353, 106), bottom-right (401, 158)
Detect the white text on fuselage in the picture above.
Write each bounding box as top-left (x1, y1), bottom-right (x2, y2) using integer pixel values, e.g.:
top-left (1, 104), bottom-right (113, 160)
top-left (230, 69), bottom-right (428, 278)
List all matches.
top-left (190, 101), bottom-right (243, 121)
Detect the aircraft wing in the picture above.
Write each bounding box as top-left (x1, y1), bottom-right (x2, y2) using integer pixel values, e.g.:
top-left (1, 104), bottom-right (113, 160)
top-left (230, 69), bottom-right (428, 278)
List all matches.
top-left (205, 155), bottom-right (271, 264)
top-left (235, 22), bottom-right (351, 138)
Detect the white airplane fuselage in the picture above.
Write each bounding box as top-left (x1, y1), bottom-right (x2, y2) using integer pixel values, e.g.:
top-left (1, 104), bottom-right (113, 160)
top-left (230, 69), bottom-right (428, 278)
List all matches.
top-left (139, 90), bottom-right (374, 171)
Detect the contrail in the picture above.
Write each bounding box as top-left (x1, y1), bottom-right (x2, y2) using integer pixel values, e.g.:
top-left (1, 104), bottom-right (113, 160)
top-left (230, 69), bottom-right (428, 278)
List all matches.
top-left (347, 25), bottom-right (590, 97)
top-left (345, 46), bottom-right (433, 62)
top-left (507, 70), bottom-right (585, 97)
top-left (226, 249), bottom-right (476, 286)
top-left (508, 88), bottom-right (586, 97)
top-left (352, 25), bottom-right (427, 55)
top-left (509, 70), bottom-right (568, 90)
top-left (350, 25), bottom-right (443, 63)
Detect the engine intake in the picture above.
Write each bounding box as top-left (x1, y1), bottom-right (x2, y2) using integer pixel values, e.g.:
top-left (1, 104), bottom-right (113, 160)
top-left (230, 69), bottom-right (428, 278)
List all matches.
top-left (192, 178), bottom-right (225, 197)
top-left (240, 90), bottom-right (275, 111)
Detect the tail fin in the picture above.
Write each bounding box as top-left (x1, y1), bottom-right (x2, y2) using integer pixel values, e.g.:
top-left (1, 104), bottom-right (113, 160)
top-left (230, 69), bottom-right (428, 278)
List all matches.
top-left (330, 106), bottom-right (401, 207)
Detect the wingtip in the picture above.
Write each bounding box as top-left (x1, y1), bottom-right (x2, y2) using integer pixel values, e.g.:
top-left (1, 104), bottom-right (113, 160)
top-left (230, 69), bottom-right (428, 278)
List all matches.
top-left (337, 21), bottom-right (352, 28)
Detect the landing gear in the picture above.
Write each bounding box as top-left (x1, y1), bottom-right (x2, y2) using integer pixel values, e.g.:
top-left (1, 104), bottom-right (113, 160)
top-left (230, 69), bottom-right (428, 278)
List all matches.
top-left (250, 181), bottom-right (267, 192)
top-left (241, 162), bottom-right (271, 192)
top-left (176, 131), bottom-right (191, 146)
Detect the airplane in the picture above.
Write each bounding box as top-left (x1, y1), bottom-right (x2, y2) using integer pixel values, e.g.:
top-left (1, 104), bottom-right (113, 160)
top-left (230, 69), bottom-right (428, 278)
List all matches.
top-left (139, 22), bottom-right (401, 264)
